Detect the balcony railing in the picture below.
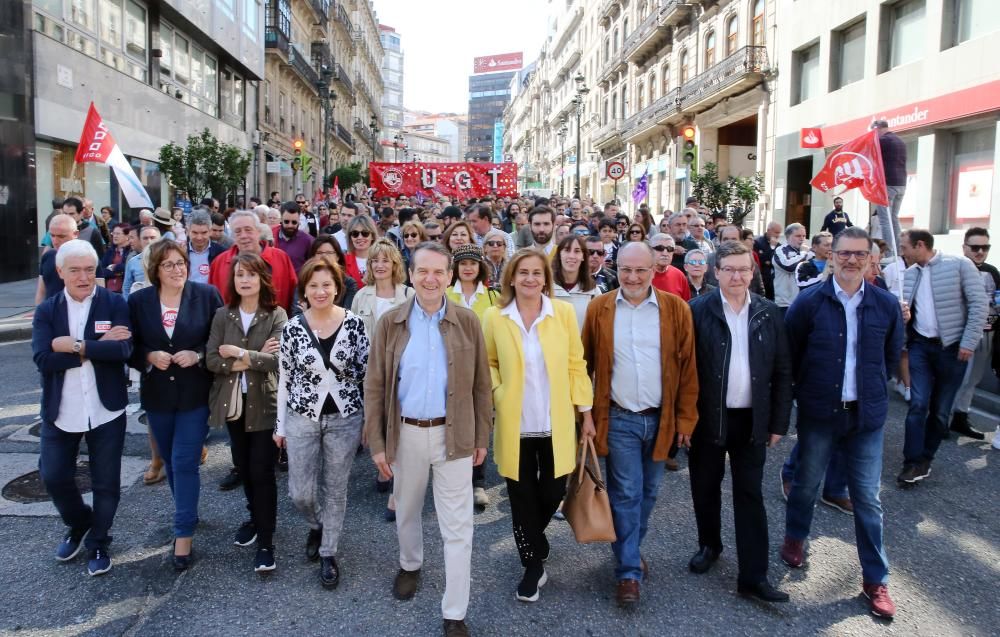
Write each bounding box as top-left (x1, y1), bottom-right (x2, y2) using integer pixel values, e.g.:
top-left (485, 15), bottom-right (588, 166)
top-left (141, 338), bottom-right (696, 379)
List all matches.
top-left (355, 72), bottom-right (374, 106)
top-left (264, 27), bottom-right (289, 54)
top-left (678, 45), bottom-right (768, 106)
top-left (334, 3), bottom-right (354, 34)
top-left (310, 0), bottom-right (330, 21)
top-left (597, 51), bottom-right (626, 86)
top-left (332, 62), bottom-right (353, 93)
top-left (623, 1), bottom-right (677, 62)
top-left (335, 122), bottom-right (354, 149)
top-left (289, 44), bottom-right (320, 88)
top-left (623, 88), bottom-right (680, 138)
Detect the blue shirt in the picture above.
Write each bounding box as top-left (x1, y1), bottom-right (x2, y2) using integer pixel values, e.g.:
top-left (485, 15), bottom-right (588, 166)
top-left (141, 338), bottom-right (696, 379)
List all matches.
top-left (40, 249), bottom-right (63, 299)
top-left (397, 299), bottom-right (449, 419)
top-left (122, 253), bottom-right (145, 299)
top-left (833, 278), bottom-right (865, 401)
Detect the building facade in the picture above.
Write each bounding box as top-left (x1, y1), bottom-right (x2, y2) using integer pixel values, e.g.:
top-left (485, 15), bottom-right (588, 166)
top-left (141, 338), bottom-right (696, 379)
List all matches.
top-left (352, 1), bottom-right (384, 168)
top-left (400, 130), bottom-right (451, 163)
top-left (773, 0), bottom-right (1000, 254)
top-left (379, 24), bottom-right (403, 150)
top-left (468, 54), bottom-right (522, 162)
top-left (403, 112), bottom-right (468, 162)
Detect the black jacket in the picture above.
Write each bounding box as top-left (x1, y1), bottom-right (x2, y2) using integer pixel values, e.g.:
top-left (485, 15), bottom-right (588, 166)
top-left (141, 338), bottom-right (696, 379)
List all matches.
top-left (688, 290), bottom-right (793, 446)
top-left (127, 281), bottom-right (223, 412)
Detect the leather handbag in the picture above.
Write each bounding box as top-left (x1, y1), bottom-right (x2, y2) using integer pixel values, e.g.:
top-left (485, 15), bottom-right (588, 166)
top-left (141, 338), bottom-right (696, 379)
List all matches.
top-left (563, 437), bottom-right (616, 544)
top-left (225, 374), bottom-right (244, 422)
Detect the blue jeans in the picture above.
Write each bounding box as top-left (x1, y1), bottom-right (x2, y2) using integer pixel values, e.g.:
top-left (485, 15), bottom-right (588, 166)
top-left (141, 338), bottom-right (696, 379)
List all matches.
top-left (785, 412), bottom-right (889, 585)
top-left (875, 184), bottom-right (905, 255)
top-left (781, 441), bottom-right (848, 499)
top-left (904, 337), bottom-right (969, 465)
top-left (605, 406), bottom-right (666, 582)
top-left (147, 407), bottom-right (210, 538)
top-left (39, 414), bottom-right (126, 551)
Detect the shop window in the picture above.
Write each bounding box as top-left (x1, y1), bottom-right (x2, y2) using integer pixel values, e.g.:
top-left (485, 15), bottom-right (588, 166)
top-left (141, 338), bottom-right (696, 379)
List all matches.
top-left (950, 127), bottom-right (995, 230)
top-left (831, 17), bottom-right (865, 90)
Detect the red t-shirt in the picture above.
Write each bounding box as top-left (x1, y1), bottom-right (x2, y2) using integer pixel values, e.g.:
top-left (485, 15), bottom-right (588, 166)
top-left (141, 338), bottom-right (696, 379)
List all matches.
top-left (652, 266), bottom-right (691, 301)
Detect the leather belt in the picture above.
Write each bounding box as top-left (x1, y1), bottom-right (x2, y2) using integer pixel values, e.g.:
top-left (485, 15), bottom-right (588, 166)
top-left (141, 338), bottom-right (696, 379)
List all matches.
top-left (840, 401), bottom-right (858, 411)
top-left (401, 416), bottom-right (446, 428)
top-left (610, 402), bottom-right (660, 416)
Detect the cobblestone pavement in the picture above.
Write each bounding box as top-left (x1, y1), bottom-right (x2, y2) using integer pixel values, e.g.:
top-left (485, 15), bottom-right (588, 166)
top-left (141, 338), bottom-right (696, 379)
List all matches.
top-left (0, 339), bottom-right (997, 636)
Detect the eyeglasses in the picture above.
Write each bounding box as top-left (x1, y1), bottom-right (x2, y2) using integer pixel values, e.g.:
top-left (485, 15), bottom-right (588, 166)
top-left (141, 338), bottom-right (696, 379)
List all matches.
top-left (686, 259), bottom-right (708, 266)
top-left (719, 266), bottom-right (753, 276)
top-left (485, 240), bottom-right (505, 247)
top-left (295, 200), bottom-right (306, 205)
top-left (629, 230), bottom-right (643, 235)
top-left (350, 230), bottom-right (372, 238)
top-left (159, 260), bottom-right (187, 271)
top-left (652, 245), bottom-right (674, 252)
top-left (587, 249), bottom-right (605, 256)
top-left (966, 244), bottom-right (991, 252)
top-left (834, 250), bottom-right (869, 261)
top-left (404, 232), bottom-right (421, 239)
top-left (281, 220), bottom-right (299, 225)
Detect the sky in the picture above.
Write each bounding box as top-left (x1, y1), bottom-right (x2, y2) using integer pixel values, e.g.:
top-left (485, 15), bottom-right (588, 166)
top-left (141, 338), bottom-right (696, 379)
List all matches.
top-left (373, 0), bottom-right (552, 114)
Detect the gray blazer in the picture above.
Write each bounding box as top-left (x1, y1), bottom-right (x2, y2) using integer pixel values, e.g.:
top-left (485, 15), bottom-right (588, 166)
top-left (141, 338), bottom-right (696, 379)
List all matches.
top-left (903, 252), bottom-right (988, 351)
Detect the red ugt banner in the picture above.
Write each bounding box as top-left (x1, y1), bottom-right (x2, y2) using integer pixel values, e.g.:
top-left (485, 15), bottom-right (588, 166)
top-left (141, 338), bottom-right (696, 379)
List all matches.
top-left (809, 130), bottom-right (889, 206)
top-left (369, 163), bottom-right (519, 199)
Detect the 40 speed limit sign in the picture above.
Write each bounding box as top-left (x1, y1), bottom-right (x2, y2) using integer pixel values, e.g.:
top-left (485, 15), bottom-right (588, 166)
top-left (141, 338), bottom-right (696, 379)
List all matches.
top-left (606, 161), bottom-right (625, 181)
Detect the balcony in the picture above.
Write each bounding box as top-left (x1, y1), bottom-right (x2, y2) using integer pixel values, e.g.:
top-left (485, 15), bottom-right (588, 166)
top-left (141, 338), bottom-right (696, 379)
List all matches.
top-left (332, 62), bottom-right (353, 94)
top-left (333, 2), bottom-right (354, 34)
top-left (310, 0), bottom-right (330, 21)
top-left (592, 117), bottom-right (625, 150)
top-left (660, 0), bottom-right (691, 26)
top-left (623, 2), bottom-right (675, 65)
top-left (265, 27), bottom-right (289, 55)
top-left (622, 87), bottom-right (680, 142)
top-left (288, 44), bottom-right (320, 88)
top-left (597, 51), bottom-right (627, 88)
top-left (355, 72), bottom-right (375, 107)
top-left (354, 118), bottom-right (377, 148)
top-left (598, 0), bottom-right (625, 26)
top-left (335, 122), bottom-right (354, 149)
top-left (678, 45), bottom-right (768, 111)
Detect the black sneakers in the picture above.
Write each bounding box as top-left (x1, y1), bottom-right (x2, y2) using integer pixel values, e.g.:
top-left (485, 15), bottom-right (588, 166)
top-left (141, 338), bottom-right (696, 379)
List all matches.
top-left (897, 460), bottom-right (932, 485)
top-left (254, 547), bottom-right (276, 573)
top-left (218, 468), bottom-right (242, 491)
top-left (55, 528), bottom-right (90, 562)
top-left (515, 565), bottom-right (548, 602)
top-left (233, 520), bottom-right (257, 547)
top-left (320, 556), bottom-right (339, 589)
top-left (305, 527), bottom-right (322, 561)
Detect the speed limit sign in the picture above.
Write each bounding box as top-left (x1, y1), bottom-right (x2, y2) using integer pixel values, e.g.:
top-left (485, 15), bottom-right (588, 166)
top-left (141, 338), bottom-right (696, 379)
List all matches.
top-left (606, 161), bottom-right (625, 181)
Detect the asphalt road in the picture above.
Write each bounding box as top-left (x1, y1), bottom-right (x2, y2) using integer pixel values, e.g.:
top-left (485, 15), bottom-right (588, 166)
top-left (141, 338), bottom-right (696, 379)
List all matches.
top-left (0, 338), bottom-right (997, 637)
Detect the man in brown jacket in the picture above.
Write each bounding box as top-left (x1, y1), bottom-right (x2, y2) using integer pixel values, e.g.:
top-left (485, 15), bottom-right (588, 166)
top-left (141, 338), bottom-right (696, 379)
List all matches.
top-left (581, 241), bottom-right (699, 609)
top-left (364, 242), bottom-right (492, 637)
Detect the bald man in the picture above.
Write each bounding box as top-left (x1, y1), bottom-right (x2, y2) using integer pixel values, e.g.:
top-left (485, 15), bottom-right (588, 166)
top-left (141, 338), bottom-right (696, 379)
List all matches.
top-left (36, 214), bottom-right (79, 304)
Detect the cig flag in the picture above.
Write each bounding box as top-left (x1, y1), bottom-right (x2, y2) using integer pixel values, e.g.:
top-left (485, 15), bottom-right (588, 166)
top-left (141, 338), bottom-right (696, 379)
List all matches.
top-left (74, 102), bottom-right (154, 209)
top-left (809, 130), bottom-right (888, 206)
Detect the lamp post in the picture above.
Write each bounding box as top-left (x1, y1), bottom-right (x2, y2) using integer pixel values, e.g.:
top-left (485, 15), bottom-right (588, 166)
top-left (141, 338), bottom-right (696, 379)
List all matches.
top-left (557, 118), bottom-right (568, 197)
top-left (572, 72), bottom-right (590, 199)
top-left (368, 115), bottom-right (379, 166)
top-left (316, 67), bottom-right (335, 190)
top-left (523, 139), bottom-right (531, 193)
top-left (393, 133), bottom-right (404, 162)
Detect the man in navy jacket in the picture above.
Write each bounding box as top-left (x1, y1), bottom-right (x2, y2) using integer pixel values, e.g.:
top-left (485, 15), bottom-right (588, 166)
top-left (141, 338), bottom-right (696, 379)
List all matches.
top-left (779, 227), bottom-right (905, 619)
top-left (32, 240), bottom-right (132, 577)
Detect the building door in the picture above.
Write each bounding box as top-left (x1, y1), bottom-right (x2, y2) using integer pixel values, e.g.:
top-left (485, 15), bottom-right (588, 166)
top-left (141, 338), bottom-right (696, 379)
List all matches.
top-left (785, 156), bottom-right (813, 233)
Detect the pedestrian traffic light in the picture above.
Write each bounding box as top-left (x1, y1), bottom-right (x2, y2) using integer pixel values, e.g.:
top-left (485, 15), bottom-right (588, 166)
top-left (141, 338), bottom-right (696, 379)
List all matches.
top-left (681, 125), bottom-right (697, 166)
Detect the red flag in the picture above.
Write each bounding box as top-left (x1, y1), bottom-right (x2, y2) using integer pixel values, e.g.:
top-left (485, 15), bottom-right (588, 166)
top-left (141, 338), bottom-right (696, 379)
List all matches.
top-left (331, 176), bottom-right (340, 203)
top-left (800, 127), bottom-right (824, 148)
top-left (810, 130), bottom-right (888, 206)
top-left (74, 102), bottom-right (117, 163)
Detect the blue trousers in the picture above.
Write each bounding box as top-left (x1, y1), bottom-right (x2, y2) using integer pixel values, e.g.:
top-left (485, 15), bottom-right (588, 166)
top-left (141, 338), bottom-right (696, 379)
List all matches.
top-left (605, 406), bottom-right (666, 583)
top-left (781, 441), bottom-right (848, 499)
top-left (147, 407), bottom-right (210, 538)
top-left (904, 337), bottom-right (968, 465)
top-left (785, 410), bottom-right (889, 585)
top-left (39, 414), bottom-right (126, 551)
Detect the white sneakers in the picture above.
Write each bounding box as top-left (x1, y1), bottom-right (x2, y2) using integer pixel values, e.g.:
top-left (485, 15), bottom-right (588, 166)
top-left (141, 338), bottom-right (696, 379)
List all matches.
top-left (893, 380), bottom-right (911, 402)
top-left (993, 426), bottom-right (1000, 450)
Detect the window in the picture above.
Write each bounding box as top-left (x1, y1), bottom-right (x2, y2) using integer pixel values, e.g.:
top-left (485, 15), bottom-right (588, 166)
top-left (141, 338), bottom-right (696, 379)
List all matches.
top-left (70, 0), bottom-right (96, 31)
top-left (93, 0), bottom-right (147, 81)
top-left (621, 86), bottom-right (628, 118)
top-left (885, 0), bottom-right (925, 70)
top-left (705, 31), bottom-right (716, 68)
top-left (623, 17), bottom-right (628, 39)
top-left (613, 28), bottom-right (619, 52)
top-left (99, 0), bottom-right (121, 47)
top-left (124, 1), bottom-right (145, 58)
top-left (243, 0), bottom-right (258, 40)
top-left (951, 0), bottom-right (1000, 45)
top-left (603, 37), bottom-right (610, 63)
top-left (832, 18), bottom-right (865, 90)
top-left (792, 42), bottom-right (820, 105)
top-left (648, 73), bottom-right (655, 102)
top-left (602, 98), bottom-right (608, 124)
top-left (159, 22), bottom-right (218, 116)
top-left (751, 0), bottom-right (765, 46)
top-left (726, 15), bottom-right (738, 55)
top-left (661, 64), bottom-right (669, 94)
top-left (680, 49), bottom-right (689, 84)
top-left (949, 126), bottom-right (995, 230)
top-left (636, 82), bottom-right (644, 110)
top-left (264, 80), bottom-right (272, 124)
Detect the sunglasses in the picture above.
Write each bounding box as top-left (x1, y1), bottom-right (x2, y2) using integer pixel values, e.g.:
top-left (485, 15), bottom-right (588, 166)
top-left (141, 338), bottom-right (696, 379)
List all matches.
top-left (587, 249), bottom-right (605, 256)
top-left (629, 230), bottom-right (643, 235)
top-left (281, 220), bottom-right (299, 225)
top-left (427, 234), bottom-right (442, 240)
top-left (403, 232), bottom-right (421, 239)
top-left (686, 259), bottom-right (708, 266)
top-left (295, 200), bottom-right (306, 205)
top-left (966, 244), bottom-right (991, 252)
top-left (350, 230), bottom-right (372, 238)
top-left (485, 241), bottom-right (505, 247)
top-left (652, 245), bottom-right (675, 252)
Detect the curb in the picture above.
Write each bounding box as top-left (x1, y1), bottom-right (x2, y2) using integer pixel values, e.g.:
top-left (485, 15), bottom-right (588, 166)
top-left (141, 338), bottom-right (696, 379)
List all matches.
top-left (0, 323), bottom-right (32, 343)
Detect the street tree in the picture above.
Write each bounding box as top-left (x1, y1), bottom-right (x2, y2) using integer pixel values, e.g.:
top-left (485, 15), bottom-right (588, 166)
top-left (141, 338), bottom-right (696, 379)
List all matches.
top-left (159, 129), bottom-right (251, 202)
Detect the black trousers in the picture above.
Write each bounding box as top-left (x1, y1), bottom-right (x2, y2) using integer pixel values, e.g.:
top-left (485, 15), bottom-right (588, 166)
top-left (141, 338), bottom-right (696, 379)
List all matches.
top-left (226, 410), bottom-right (278, 547)
top-left (472, 459), bottom-right (486, 487)
top-left (688, 408), bottom-right (769, 585)
top-left (505, 436), bottom-right (565, 568)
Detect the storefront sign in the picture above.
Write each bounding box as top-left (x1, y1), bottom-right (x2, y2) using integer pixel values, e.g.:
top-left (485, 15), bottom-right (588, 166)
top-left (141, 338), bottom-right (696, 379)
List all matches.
top-left (473, 52), bottom-right (523, 74)
top-left (821, 79), bottom-right (1000, 147)
top-left (955, 165), bottom-right (993, 220)
top-left (369, 162), bottom-right (518, 198)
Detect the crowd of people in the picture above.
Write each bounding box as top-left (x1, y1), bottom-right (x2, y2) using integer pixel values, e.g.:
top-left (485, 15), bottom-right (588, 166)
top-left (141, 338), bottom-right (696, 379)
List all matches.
top-left (31, 189), bottom-right (998, 636)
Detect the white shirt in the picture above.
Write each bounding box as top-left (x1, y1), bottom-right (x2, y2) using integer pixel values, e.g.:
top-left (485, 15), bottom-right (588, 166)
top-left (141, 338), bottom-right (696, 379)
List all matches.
top-left (239, 308), bottom-right (254, 392)
top-left (374, 296), bottom-right (395, 321)
top-left (453, 281), bottom-right (488, 309)
top-left (161, 302), bottom-right (178, 338)
top-left (355, 256), bottom-right (368, 276)
top-left (721, 291), bottom-right (752, 408)
top-left (834, 278), bottom-right (864, 402)
top-left (501, 296), bottom-right (554, 436)
top-left (913, 260), bottom-right (939, 338)
top-left (55, 289), bottom-right (125, 433)
top-left (611, 289), bottom-right (663, 411)
top-left (333, 229), bottom-right (349, 252)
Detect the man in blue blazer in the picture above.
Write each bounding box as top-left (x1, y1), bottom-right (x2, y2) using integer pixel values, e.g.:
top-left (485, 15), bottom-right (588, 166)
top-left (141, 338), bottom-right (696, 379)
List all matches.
top-left (31, 239), bottom-right (133, 577)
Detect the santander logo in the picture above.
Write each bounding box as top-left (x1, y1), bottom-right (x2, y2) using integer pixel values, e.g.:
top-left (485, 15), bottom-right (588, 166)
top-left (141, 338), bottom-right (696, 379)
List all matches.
top-left (803, 131), bottom-right (819, 145)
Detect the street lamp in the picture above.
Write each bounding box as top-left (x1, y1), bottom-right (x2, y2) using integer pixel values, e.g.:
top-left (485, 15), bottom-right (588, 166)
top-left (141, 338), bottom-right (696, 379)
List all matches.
top-left (368, 115), bottom-right (380, 166)
top-left (557, 117), bottom-right (568, 197)
top-left (393, 133), bottom-right (404, 162)
top-left (523, 139), bottom-right (532, 193)
top-left (316, 67), bottom-right (336, 190)
top-left (573, 72), bottom-right (590, 199)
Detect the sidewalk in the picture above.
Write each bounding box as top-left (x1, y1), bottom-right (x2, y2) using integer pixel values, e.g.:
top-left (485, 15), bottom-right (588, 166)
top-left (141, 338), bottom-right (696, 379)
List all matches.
top-left (0, 278), bottom-right (36, 342)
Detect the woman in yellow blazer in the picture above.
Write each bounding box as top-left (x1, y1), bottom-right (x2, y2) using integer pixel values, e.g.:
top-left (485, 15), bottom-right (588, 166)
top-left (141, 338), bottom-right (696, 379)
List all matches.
top-left (481, 248), bottom-right (594, 603)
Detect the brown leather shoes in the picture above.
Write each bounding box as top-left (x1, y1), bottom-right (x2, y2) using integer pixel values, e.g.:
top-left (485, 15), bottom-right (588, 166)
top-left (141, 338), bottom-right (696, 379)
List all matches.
top-left (664, 457), bottom-right (679, 471)
top-left (616, 578), bottom-right (640, 608)
top-left (443, 619), bottom-right (470, 636)
top-left (393, 568), bottom-right (420, 600)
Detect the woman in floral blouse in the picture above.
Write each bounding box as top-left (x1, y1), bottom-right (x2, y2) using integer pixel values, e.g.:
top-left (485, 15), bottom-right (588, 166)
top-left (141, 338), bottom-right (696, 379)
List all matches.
top-left (274, 255), bottom-right (369, 590)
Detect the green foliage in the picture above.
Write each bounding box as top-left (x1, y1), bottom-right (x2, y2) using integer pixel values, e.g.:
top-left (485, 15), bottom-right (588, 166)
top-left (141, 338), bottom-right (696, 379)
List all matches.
top-left (159, 129), bottom-right (251, 202)
top-left (329, 161), bottom-right (370, 191)
top-left (690, 162), bottom-right (764, 226)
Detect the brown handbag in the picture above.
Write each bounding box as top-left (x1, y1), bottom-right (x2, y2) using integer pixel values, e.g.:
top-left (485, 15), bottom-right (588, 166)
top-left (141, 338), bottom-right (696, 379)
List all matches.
top-left (563, 437), bottom-right (617, 544)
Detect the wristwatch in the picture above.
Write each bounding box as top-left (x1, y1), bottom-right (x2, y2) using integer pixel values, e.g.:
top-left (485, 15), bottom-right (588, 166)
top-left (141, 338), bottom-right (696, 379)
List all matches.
top-left (237, 348), bottom-right (247, 360)
top-left (72, 340), bottom-right (83, 354)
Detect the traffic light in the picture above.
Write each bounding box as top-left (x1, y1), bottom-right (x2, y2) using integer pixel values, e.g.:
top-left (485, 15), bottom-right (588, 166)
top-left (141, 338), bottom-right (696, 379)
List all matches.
top-left (681, 125), bottom-right (697, 167)
top-left (292, 139), bottom-right (304, 172)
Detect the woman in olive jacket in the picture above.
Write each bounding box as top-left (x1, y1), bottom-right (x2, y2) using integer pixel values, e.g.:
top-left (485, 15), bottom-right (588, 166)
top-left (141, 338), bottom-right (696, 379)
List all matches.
top-left (206, 253), bottom-right (287, 574)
